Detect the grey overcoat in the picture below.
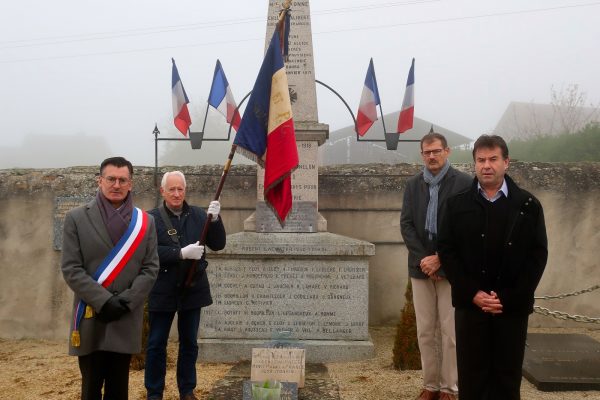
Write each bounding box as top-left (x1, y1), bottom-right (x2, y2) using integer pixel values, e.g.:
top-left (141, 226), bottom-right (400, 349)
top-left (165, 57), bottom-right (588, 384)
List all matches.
top-left (61, 198), bottom-right (159, 356)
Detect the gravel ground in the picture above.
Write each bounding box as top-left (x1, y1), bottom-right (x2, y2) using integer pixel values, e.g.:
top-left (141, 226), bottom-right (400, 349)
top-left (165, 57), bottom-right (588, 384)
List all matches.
top-left (0, 326), bottom-right (598, 399)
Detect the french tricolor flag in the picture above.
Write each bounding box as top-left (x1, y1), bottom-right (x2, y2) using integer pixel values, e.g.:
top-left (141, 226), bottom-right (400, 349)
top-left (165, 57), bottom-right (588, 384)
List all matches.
top-left (171, 58), bottom-right (192, 136)
top-left (234, 30), bottom-right (298, 224)
top-left (208, 60), bottom-right (241, 131)
top-left (397, 58), bottom-right (415, 133)
top-left (356, 58), bottom-right (381, 136)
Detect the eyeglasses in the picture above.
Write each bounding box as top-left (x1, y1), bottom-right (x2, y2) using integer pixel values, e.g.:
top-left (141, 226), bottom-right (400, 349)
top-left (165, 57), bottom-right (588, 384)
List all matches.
top-left (102, 176), bottom-right (131, 185)
top-left (421, 149), bottom-right (444, 157)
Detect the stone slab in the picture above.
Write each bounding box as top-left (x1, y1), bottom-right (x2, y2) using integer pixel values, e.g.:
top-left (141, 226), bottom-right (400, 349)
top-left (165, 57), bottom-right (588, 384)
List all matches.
top-left (198, 338), bottom-right (374, 363)
top-left (251, 347), bottom-right (306, 387)
top-left (212, 231), bottom-right (375, 257)
top-left (522, 333), bottom-right (600, 391)
top-left (207, 361), bottom-right (340, 400)
top-left (255, 201), bottom-right (317, 233)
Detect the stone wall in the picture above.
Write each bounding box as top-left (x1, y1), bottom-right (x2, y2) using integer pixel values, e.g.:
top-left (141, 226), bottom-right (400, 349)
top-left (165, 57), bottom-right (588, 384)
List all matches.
top-left (0, 162), bottom-right (598, 339)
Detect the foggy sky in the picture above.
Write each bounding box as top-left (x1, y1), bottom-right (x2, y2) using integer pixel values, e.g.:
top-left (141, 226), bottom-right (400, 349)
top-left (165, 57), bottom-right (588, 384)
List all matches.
top-left (1, 0), bottom-right (599, 168)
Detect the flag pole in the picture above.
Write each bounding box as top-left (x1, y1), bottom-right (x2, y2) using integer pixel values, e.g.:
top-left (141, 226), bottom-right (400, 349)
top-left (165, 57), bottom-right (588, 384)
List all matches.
top-left (184, 144), bottom-right (237, 289)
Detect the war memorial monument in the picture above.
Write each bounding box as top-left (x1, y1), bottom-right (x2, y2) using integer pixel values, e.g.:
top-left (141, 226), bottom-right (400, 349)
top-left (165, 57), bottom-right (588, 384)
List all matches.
top-left (198, 1), bottom-right (376, 363)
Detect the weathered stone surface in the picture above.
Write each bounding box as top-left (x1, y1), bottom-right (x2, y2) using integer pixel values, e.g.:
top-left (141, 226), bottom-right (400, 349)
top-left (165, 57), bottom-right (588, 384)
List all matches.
top-left (522, 333), bottom-right (600, 391)
top-left (200, 232), bottom-right (373, 343)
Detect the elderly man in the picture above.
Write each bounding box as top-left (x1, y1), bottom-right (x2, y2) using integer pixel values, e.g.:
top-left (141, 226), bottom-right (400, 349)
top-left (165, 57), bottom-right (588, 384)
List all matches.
top-left (438, 135), bottom-right (548, 399)
top-left (400, 132), bottom-right (471, 400)
top-left (61, 156), bottom-right (159, 400)
top-left (145, 171), bottom-right (226, 400)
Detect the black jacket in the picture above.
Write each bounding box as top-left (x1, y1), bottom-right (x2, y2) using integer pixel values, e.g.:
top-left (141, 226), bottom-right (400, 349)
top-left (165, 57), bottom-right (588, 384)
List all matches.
top-left (438, 175), bottom-right (548, 314)
top-left (147, 201), bottom-right (226, 312)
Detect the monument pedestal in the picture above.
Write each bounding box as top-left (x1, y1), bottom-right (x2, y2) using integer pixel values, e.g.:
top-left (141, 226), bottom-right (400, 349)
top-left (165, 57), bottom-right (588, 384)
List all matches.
top-left (199, 232), bottom-right (375, 362)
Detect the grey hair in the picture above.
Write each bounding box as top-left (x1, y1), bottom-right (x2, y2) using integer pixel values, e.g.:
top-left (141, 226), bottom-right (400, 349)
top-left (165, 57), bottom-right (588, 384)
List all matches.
top-left (161, 170), bottom-right (186, 189)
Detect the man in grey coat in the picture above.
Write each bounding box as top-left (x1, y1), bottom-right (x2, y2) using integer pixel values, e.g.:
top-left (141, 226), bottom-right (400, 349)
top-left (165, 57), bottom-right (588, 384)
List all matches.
top-left (400, 132), bottom-right (471, 400)
top-left (61, 156), bottom-right (159, 400)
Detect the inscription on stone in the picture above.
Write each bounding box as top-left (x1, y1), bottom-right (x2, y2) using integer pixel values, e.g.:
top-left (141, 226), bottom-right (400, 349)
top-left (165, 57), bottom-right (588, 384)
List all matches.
top-left (251, 347), bottom-right (306, 387)
top-left (266, 1), bottom-right (318, 122)
top-left (256, 140), bottom-right (319, 232)
top-left (256, 201), bottom-right (317, 233)
top-left (200, 259), bottom-right (369, 340)
top-left (53, 196), bottom-right (92, 250)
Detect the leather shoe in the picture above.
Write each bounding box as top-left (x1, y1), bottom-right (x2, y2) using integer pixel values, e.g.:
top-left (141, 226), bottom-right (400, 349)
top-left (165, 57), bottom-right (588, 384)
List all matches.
top-left (181, 394), bottom-right (198, 400)
top-left (416, 389), bottom-right (440, 400)
top-left (439, 392), bottom-right (457, 400)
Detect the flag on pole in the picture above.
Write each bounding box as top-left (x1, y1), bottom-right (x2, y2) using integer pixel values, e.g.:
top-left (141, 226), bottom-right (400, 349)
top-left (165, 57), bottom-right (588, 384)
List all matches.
top-left (207, 60), bottom-right (241, 131)
top-left (397, 58), bottom-right (415, 133)
top-left (234, 30), bottom-right (298, 224)
top-left (171, 58), bottom-right (192, 136)
top-left (356, 58), bottom-right (381, 136)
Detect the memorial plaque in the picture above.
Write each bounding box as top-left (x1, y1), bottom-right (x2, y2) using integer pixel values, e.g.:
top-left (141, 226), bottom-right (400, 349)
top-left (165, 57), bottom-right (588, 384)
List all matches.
top-left (256, 201), bottom-right (317, 232)
top-left (53, 196), bottom-right (92, 250)
top-left (522, 333), bottom-right (600, 391)
top-left (200, 258), bottom-right (369, 341)
top-left (242, 380), bottom-right (298, 400)
top-left (251, 347), bottom-right (306, 387)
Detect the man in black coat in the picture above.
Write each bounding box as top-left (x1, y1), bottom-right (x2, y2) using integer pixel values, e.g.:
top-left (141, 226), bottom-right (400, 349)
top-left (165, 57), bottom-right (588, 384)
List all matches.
top-left (438, 135), bottom-right (548, 400)
top-left (145, 171), bottom-right (226, 400)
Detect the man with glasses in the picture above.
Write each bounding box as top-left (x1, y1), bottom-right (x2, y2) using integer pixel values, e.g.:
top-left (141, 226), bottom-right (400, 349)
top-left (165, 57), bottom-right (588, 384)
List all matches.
top-left (61, 156), bottom-right (159, 400)
top-left (400, 132), bottom-right (471, 400)
top-left (145, 171), bottom-right (226, 400)
top-left (438, 135), bottom-right (547, 399)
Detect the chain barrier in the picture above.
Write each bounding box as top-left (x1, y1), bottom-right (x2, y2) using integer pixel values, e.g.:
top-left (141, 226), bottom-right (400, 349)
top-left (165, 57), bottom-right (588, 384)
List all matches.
top-left (534, 284), bottom-right (600, 300)
top-left (533, 284), bottom-right (600, 323)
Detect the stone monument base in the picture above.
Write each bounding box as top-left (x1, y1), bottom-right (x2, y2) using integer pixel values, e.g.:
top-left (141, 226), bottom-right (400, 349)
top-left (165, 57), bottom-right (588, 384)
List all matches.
top-left (199, 337), bottom-right (374, 363)
top-left (199, 232), bottom-right (375, 363)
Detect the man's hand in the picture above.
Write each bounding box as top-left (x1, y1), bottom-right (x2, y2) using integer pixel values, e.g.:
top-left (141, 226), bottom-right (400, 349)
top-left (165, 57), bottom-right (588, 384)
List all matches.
top-left (473, 290), bottom-right (503, 314)
top-left (96, 295), bottom-right (130, 323)
top-left (207, 201), bottom-right (220, 221)
top-left (181, 241), bottom-right (205, 260)
top-left (420, 254), bottom-right (441, 277)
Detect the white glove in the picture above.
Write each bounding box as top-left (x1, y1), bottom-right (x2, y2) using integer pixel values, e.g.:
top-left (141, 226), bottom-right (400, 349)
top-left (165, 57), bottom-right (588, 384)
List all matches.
top-left (180, 241), bottom-right (204, 260)
top-left (207, 200), bottom-right (220, 221)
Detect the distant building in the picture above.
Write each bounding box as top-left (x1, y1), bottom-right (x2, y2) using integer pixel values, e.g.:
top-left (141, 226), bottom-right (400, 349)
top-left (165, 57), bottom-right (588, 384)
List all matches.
top-left (318, 111), bottom-right (472, 165)
top-left (493, 101), bottom-right (600, 141)
top-left (0, 134), bottom-right (112, 169)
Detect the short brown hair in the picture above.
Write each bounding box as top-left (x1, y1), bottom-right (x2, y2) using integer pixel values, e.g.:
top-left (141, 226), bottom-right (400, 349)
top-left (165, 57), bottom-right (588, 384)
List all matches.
top-left (472, 135), bottom-right (509, 160)
top-left (420, 132), bottom-right (448, 150)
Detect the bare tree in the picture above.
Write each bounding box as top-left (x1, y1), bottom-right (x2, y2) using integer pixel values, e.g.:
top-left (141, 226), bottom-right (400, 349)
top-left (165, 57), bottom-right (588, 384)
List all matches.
top-left (550, 84), bottom-right (600, 134)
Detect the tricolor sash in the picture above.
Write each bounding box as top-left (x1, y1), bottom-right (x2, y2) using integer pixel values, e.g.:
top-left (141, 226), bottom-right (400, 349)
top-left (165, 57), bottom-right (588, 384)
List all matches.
top-left (71, 207), bottom-right (148, 347)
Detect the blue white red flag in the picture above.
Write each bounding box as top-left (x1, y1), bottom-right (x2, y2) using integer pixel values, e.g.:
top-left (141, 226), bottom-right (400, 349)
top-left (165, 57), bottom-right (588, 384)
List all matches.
top-left (234, 30), bottom-right (298, 224)
top-left (356, 58), bottom-right (381, 136)
top-left (398, 58), bottom-right (415, 133)
top-left (208, 60), bottom-right (241, 131)
top-left (171, 58), bottom-right (192, 136)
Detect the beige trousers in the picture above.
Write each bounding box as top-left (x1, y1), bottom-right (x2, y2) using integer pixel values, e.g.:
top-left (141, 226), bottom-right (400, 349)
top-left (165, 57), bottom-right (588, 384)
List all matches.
top-left (411, 277), bottom-right (458, 395)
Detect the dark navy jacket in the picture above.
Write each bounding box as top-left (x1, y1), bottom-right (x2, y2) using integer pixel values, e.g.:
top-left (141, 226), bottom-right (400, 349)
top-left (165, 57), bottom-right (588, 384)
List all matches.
top-left (147, 201), bottom-right (226, 312)
top-left (438, 175), bottom-right (548, 314)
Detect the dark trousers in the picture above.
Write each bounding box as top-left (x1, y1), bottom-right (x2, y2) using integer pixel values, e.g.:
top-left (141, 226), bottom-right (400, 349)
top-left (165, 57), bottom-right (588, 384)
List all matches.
top-left (455, 308), bottom-right (529, 400)
top-left (78, 351), bottom-right (131, 400)
top-left (145, 308), bottom-right (201, 398)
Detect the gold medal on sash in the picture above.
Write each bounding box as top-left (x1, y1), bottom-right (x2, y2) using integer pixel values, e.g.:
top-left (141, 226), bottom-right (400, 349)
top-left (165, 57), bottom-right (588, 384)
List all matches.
top-left (71, 330), bottom-right (81, 347)
top-left (84, 305), bottom-right (94, 318)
